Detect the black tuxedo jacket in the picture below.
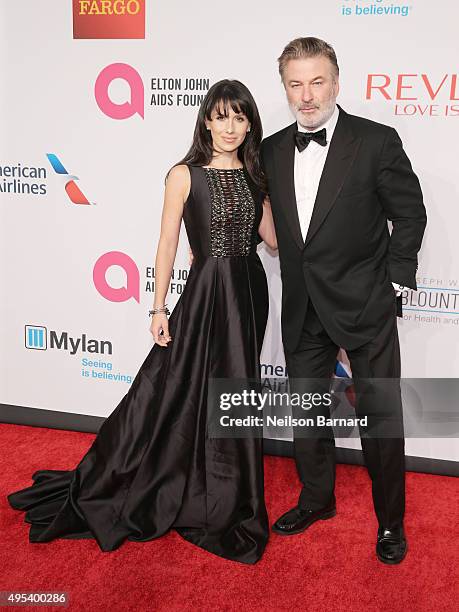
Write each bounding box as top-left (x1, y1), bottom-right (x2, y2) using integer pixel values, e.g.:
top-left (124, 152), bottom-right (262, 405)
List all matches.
top-left (261, 106), bottom-right (427, 353)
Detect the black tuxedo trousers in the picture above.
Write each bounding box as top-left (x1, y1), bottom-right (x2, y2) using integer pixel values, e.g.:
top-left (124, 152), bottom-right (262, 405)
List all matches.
top-left (284, 299), bottom-right (405, 529)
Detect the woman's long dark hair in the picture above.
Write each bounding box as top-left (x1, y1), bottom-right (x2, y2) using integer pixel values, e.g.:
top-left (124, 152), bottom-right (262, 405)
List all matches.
top-left (173, 79), bottom-right (266, 192)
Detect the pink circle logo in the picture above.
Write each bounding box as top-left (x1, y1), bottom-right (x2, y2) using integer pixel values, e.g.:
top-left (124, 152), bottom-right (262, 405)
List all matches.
top-left (93, 251), bottom-right (140, 302)
top-left (95, 63), bottom-right (144, 119)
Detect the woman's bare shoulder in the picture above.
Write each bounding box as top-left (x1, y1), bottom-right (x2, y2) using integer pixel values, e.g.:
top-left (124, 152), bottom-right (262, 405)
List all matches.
top-left (167, 164), bottom-right (191, 183)
top-left (165, 164), bottom-right (191, 203)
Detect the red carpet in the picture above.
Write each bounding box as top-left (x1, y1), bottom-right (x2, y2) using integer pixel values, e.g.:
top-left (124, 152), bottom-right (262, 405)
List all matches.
top-left (1, 423), bottom-right (457, 612)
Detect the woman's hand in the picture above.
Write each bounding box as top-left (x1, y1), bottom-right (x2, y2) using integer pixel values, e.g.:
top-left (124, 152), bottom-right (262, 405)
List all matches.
top-left (258, 196), bottom-right (278, 250)
top-left (149, 313), bottom-right (172, 347)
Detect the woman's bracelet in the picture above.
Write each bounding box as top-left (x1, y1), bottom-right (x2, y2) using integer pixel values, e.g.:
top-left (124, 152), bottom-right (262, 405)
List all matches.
top-left (148, 304), bottom-right (170, 317)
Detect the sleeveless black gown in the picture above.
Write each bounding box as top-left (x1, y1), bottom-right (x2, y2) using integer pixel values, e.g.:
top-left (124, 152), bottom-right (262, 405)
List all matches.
top-left (7, 165), bottom-right (269, 564)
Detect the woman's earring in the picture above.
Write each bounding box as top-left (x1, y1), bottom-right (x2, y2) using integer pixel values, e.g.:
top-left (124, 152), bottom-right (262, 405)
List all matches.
top-left (247, 128), bottom-right (251, 133)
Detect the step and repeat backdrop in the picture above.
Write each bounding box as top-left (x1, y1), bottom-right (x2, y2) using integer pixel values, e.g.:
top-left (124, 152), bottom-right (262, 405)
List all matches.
top-left (1, 1), bottom-right (458, 468)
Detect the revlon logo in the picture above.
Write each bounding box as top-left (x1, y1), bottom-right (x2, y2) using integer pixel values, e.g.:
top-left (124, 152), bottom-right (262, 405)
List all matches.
top-left (366, 74), bottom-right (459, 117)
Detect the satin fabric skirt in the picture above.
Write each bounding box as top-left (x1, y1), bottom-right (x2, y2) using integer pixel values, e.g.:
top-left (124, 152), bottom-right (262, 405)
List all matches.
top-left (7, 254), bottom-right (269, 564)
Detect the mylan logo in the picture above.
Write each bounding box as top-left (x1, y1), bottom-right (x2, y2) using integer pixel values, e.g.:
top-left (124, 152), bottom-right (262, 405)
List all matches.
top-left (25, 325), bottom-right (47, 350)
top-left (24, 325), bottom-right (112, 355)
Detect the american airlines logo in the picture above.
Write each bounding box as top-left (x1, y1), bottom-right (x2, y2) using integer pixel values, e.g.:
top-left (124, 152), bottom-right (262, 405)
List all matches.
top-left (25, 325), bottom-right (113, 355)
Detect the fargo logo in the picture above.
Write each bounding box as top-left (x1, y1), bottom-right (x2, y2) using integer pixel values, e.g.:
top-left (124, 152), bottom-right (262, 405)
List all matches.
top-left (93, 251), bottom-right (140, 303)
top-left (46, 153), bottom-right (92, 205)
top-left (73, 0), bottom-right (145, 39)
top-left (79, 0), bottom-right (141, 14)
top-left (95, 63), bottom-right (144, 119)
top-left (25, 325), bottom-right (113, 355)
top-left (366, 73), bottom-right (459, 117)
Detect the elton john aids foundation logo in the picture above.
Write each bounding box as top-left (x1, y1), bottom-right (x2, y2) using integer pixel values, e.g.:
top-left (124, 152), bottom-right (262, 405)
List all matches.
top-left (93, 251), bottom-right (140, 302)
top-left (95, 63), bottom-right (144, 119)
top-left (95, 64), bottom-right (210, 118)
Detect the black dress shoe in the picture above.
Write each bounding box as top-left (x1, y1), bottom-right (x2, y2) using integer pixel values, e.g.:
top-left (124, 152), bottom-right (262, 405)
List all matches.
top-left (272, 502), bottom-right (336, 536)
top-left (376, 525), bottom-right (407, 564)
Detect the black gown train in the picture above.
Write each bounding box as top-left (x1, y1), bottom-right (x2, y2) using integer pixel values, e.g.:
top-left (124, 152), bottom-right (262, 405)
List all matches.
top-left (7, 165), bottom-right (270, 564)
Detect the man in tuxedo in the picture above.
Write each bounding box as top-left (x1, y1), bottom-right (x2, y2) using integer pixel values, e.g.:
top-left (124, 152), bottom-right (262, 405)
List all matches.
top-left (261, 37), bottom-right (427, 564)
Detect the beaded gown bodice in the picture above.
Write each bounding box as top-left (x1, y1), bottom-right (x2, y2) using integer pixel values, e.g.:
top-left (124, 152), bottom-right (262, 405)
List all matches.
top-left (204, 167), bottom-right (256, 257)
top-left (182, 165), bottom-right (263, 261)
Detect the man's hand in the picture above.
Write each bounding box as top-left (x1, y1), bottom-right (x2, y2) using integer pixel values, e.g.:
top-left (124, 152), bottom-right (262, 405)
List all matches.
top-left (189, 247), bottom-right (194, 266)
top-left (392, 282), bottom-right (405, 296)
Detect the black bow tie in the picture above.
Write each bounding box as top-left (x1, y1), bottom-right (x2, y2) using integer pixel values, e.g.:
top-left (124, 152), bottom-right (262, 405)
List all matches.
top-left (294, 127), bottom-right (327, 152)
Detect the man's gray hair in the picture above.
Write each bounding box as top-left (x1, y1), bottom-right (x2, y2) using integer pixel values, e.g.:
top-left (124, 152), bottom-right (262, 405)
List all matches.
top-left (278, 37), bottom-right (339, 81)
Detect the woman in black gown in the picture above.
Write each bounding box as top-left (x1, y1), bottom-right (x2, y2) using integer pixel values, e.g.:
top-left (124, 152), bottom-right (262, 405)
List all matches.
top-left (7, 80), bottom-right (278, 564)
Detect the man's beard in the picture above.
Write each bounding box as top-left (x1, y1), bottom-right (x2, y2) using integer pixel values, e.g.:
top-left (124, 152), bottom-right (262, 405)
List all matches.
top-left (291, 95), bottom-right (337, 130)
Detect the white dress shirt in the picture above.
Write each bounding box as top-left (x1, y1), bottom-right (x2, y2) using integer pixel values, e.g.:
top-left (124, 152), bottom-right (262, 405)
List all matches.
top-left (294, 104), bottom-right (339, 242)
top-left (294, 105), bottom-right (402, 295)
